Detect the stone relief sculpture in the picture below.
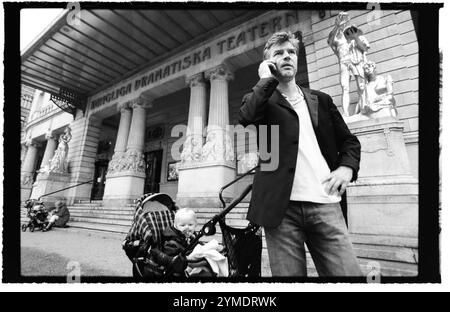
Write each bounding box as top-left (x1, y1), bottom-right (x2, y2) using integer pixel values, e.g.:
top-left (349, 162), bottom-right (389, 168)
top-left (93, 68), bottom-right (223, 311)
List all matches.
top-left (22, 173), bottom-right (34, 186)
top-left (328, 12), bottom-right (370, 117)
top-left (201, 132), bottom-right (218, 162)
top-left (47, 126), bottom-right (72, 174)
top-left (201, 131), bottom-right (234, 162)
top-left (107, 153), bottom-right (123, 174)
top-left (361, 61), bottom-right (398, 118)
top-left (180, 136), bottom-right (203, 163)
top-left (107, 150), bottom-right (146, 174)
top-left (126, 149), bottom-right (146, 173)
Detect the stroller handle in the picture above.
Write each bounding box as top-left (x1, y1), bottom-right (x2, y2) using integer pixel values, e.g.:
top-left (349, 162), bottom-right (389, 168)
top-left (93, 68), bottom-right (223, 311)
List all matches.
top-left (180, 183), bottom-right (253, 257)
top-left (219, 165), bottom-right (259, 208)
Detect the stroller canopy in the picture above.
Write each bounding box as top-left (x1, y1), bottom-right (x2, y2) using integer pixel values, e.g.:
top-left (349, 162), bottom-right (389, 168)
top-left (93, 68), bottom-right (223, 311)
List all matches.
top-left (126, 193), bottom-right (177, 249)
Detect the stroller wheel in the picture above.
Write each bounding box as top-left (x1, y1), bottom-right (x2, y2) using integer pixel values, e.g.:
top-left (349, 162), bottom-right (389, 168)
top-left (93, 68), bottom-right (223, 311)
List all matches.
top-left (21, 224), bottom-right (27, 232)
top-left (29, 224), bottom-right (35, 232)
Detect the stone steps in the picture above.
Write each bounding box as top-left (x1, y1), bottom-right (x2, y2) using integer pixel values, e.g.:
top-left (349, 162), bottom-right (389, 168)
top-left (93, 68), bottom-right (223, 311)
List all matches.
top-left (68, 201), bottom-right (134, 234)
top-left (70, 208), bottom-right (135, 216)
top-left (75, 200), bottom-right (104, 204)
top-left (353, 244), bottom-right (418, 264)
top-left (191, 207), bottom-right (250, 214)
top-left (350, 233), bottom-right (418, 248)
top-left (70, 212), bottom-right (134, 221)
top-left (70, 216), bottom-right (132, 227)
top-left (66, 221), bottom-right (131, 234)
top-left (69, 204), bottom-right (135, 210)
top-left (357, 257), bottom-right (418, 276)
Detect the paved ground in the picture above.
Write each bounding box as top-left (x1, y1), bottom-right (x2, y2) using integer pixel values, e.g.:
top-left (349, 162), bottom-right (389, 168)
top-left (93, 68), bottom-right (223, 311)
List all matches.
top-left (21, 227), bottom-right (272, 278)
top-left (21, 228), bottom-right (132, 277)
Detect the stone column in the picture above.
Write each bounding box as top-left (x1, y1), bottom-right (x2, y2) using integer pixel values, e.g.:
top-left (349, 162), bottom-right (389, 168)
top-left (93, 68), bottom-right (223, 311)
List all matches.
top-left (202, 64), bottom-right (235, 163)
top-left (116, 103), bottom-right (133, 153)
top-left (20, 139), bottom-right (40, 201)
top-left (21, 143), bottom-right (28, 164)
top-left (103, 96), bottom-right (151, 206)
top-left (181, 73), bottom-right (207, 163)
top-left (106, 102), bottom-right (132, 175)
top-left (177, 64), bottom-right (236, 207)
top-left (64, 116), bottom-right (101, 205)
top-left (126, 97), bottom-right (148, 153)
top-left (39, 131), bottom-right (57, 171)
top-left (122, 96), bottom-right (148, 174)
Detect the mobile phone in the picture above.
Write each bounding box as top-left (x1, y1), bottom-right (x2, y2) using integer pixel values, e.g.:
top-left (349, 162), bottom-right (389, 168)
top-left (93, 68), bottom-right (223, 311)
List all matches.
top-left (267, 62), bottom-right (278, 75)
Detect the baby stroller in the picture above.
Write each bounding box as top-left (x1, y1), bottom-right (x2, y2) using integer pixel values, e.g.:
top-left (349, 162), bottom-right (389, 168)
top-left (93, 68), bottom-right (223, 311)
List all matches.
top-left (122, 167), bottom-right (262, 279)
top-left (21, 199), bottom-right (49, 232)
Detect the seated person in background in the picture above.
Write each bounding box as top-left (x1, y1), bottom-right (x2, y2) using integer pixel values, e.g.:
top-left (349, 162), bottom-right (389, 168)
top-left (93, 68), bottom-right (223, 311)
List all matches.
top-left (43, 199), bottom-right (70, 231)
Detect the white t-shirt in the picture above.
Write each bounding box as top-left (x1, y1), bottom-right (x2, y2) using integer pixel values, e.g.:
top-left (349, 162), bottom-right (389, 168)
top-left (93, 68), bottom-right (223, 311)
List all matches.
top-left (281, 86), bottom-right (341, 203)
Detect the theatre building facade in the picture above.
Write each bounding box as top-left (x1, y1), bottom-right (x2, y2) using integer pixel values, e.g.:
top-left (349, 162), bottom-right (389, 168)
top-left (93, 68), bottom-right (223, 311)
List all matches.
top-left (21, 9), bottom-right (419, 276)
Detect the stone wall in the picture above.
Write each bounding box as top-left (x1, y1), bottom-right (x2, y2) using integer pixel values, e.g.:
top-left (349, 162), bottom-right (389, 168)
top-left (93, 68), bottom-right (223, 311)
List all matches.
top-left (65, 116), bottom-right (102, 203)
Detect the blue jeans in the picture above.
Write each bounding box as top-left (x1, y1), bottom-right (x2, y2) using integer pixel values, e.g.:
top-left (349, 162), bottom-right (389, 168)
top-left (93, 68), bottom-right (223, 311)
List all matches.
top-left (264, 201), bottom-right (362, 276)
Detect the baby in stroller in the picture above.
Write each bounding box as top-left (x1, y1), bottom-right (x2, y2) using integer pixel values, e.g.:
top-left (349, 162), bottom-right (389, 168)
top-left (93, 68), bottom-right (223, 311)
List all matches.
top-left (123, 185), bottom-right (262, 280)
top-left (162, 208), bottom-right (197, 255)
top-left (150, 208), bottom-right (226, 277)
top-left (21, 199), bottom-right (49, 232)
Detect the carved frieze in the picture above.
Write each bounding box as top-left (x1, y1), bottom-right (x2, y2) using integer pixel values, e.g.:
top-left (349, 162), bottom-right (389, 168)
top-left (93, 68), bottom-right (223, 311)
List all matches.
top-left (201, 130), bottom-right (234, 162)
top-left (205, 64), bottom-right (234, 82)
top-left (107, 149), bottom-right (146, 174)
top-left (180, 135), bottom-right (203, 163)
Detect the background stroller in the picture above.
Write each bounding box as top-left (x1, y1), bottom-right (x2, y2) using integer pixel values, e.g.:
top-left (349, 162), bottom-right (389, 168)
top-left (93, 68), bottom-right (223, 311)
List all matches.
top-left (21, 199), bottom-right (49, 232)
top-left (122, 167), bottom-right (262, 279)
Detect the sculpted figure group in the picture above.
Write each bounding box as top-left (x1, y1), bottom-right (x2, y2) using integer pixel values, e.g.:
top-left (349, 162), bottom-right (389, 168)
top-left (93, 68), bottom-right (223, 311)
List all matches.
top-left (44, 126), bottom-right (72, 174)
top-left (328, 12), bottom-right (397, 119)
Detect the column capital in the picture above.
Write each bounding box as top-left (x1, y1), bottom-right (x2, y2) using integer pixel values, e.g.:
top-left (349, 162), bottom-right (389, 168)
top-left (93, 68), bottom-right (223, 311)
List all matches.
top-left (117, 101), bottom-right (132, 113)
top-left (25, 138), bottom-right (40, 148)
top-left (186, 73), bottom-right (206, 88)
top-left (45, 130), bottom-right (55, 140)
top-left (205, 64), bottom-right (234, 82)
top-left (127, 95), bottom-right (153, 110)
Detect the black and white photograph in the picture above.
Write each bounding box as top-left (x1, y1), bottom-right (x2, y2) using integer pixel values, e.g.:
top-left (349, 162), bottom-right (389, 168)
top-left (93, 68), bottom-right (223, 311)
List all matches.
top-left (2, 0), bottom-right (444, 292)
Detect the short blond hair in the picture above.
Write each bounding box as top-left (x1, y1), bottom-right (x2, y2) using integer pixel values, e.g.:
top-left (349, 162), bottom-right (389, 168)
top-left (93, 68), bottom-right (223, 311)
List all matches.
top-left (174, 208), bottom-right (197, 225)
top-left (263, 31), bottom-right (299, 60)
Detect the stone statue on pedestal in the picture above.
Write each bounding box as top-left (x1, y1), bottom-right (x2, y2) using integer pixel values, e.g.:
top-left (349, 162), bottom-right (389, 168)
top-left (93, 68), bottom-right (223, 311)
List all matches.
top-left (46, 126), bottom-right (72, 174)
top-left (328, 12), bottom-right (370, 117)
top-left (361, 61), bottom-right (398, 118)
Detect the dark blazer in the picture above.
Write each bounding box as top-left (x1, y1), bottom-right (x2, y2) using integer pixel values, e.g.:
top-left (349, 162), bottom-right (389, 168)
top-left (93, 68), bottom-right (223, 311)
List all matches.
top-left (238, 77), bottom-right (361, 228)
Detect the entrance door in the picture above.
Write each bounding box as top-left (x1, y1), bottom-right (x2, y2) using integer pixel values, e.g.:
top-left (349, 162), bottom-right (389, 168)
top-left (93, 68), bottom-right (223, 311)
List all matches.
top-left (90, 160), bottom-right (109, 200)
top-left (144, 150), bottom-right (163, 194)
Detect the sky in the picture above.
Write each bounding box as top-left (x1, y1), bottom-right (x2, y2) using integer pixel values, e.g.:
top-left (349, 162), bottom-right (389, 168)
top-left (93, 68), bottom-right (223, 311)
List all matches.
top-left (20, 8), bottom-right (64, 53)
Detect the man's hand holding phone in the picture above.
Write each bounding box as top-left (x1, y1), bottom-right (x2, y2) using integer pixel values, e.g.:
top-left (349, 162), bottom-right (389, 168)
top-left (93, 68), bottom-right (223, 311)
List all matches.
top-left (258, 60), bottom-right (279, 79)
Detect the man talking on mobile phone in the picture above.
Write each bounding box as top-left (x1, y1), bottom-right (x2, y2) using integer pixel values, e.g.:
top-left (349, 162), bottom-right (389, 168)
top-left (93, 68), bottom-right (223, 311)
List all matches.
top-left (238, 32), bottom-right (362, 276)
